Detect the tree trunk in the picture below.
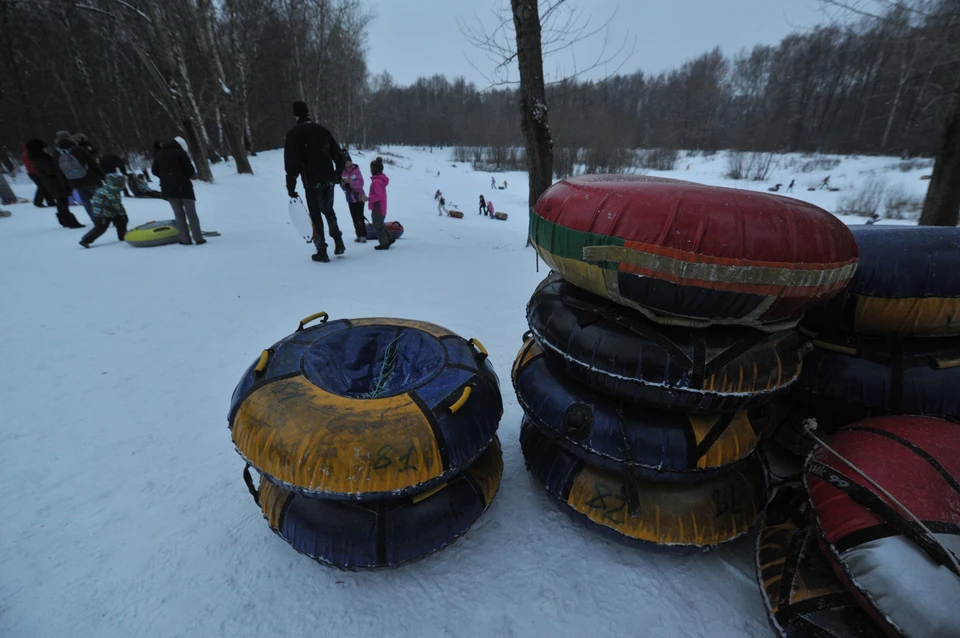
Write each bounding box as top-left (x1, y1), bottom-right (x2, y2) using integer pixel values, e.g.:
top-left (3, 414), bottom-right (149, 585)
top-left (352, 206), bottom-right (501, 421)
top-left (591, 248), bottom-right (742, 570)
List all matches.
top-left (918, 85), bottom-right (960, 227)
top-left (510, 0), bottom-right (554, 246)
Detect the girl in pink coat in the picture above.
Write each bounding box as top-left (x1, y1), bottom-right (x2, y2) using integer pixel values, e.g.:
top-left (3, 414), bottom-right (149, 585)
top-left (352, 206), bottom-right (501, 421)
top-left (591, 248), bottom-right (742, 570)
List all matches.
top-left (486, 200), bottom-right (495, 218)
top-left (368, 157), bottom-right (394, 250)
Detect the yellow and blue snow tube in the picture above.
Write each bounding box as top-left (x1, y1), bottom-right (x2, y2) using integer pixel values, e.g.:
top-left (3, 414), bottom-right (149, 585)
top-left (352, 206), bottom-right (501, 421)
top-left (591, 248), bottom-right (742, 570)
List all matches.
top-left (229, 314), bottom-right (502, 500)
top-left (804, 227), bottom-right (960, 337)
top-left (513, 337), bottom-right (761, 481)
top-left (520, 419), bottom-right (767, 551)
top-left (125, 220), bottom-right (180, 247)
top-left (253, 437), bottom-right (503, 568)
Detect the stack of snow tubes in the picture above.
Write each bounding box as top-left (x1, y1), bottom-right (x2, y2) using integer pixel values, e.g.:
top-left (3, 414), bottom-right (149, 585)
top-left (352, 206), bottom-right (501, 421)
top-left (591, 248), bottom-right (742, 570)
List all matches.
top-left (757, 416), bottom-right (960, 637)
top-left (520, 175), bottom-right (859, 552)
top-left (229, 313), bottom-right (503, 568)
top-left (800, 226), bottom-right (960, 429)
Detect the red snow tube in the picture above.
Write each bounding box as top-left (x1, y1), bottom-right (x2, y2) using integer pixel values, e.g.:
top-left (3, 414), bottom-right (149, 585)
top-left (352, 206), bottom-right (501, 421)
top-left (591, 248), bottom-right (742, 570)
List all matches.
top-left (805, 416), bottom-right (960, 637)
top-left (531, 175), bottom-right (859, 330)
top-left (365, 221), bottom-right (404, 240)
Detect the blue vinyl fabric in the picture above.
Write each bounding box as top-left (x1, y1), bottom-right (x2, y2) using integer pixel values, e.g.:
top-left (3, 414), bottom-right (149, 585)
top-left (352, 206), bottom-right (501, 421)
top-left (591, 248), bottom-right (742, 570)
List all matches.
top-left (805, 226), bottom-right (960, 334)
top-left (801, 334), bottom-right (960, 428)
top-left (513, 340), bottom-right (756, 481)
top-left (269, 439), bottom-right (501, 569)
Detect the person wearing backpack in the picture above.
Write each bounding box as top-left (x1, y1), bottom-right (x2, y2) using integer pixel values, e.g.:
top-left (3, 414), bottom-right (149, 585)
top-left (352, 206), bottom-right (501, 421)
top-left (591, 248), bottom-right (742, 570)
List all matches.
top-left (24, 138), bottom-right (85, 228)
top-left (153, 138), bottom-right (206, 245)
top-left (55, 131), bottom-right (104, 223)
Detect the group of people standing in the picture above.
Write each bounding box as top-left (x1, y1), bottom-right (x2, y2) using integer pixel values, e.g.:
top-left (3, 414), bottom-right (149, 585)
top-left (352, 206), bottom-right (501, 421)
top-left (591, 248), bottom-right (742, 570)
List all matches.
top-left (284, 100), bottom-right (393, 262)
top-left (18, 130), bottom-right (205, 248)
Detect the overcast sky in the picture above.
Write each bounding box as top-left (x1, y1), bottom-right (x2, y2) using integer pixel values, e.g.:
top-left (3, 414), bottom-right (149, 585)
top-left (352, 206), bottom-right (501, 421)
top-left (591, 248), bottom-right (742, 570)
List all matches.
top-left (364, 0), bottom-right (829, 88)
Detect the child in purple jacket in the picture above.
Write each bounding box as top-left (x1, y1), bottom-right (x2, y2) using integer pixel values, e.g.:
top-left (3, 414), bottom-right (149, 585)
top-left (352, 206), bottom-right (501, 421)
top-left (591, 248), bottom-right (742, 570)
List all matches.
top-left (340, 153), bottom-right (368, 242)
top-left (368, 157), bottom-right (394, 250)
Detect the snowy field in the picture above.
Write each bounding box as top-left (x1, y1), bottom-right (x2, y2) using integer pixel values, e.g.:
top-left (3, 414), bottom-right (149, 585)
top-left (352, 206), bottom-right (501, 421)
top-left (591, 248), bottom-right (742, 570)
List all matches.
top-left (0, 147), bottom-right (925, 637)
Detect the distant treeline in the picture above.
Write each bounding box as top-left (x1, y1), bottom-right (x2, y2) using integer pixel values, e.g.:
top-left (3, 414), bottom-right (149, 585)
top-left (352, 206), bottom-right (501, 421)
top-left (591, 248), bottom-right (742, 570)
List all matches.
top-left (2, 0), bottom-right (957, 174)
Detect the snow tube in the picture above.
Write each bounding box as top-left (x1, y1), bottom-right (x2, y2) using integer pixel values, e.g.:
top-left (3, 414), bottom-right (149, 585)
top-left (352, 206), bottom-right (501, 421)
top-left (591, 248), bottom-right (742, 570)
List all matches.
top-left (527, 273), bottom-right (810, 411)
top-left (229, 314), bottom-right (502, 500)
top-left (804, 227), bottom-right (960, 337)
top-left (125, 220), bottom-right (180, 247)
top-left (800, 331), bottom-right (960, 427)
top-left (365, 220), bottom-right (404, 240)
top-left (513, 337), bottom-right (761, 481)
top-left (756, 487), bottom-right (881, 638)
top-left (494, 212), bottom-right (508, 221)
top-left (520, 418), bottom-right (766, 551)
top-left (253, 438), bottom-right (502, 569)
top-left (448, 210), bottom-right (464, 219)
top-left (530, 175), bottom-right (858, 330)
top-left (804, 417), bottom-right (960, 638)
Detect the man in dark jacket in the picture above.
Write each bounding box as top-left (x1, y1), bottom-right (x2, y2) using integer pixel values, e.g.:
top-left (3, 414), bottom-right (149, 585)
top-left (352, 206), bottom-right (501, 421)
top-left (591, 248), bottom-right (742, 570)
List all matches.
top-left (284, 100), bottom-right (346, 262)
top-left (54, 131), bottom-right (104, 223)
top-left (24, 139), bottom-right (85, 228)
top-left (152, 139), bottom-right (205, 245)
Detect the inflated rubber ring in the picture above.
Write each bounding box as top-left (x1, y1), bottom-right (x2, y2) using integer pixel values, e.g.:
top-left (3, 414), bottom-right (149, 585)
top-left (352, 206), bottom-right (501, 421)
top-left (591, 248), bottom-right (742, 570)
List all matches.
top-left (528, 273), bottom-right (810, 411)
top-left (256, 437), bottom-right (503, 569)
top-left (229, 317), bottom-right (502, 500)
top-left (520, 418), bottom-right (767, 551)
top-left (513, 338), bottom-right (761, 481)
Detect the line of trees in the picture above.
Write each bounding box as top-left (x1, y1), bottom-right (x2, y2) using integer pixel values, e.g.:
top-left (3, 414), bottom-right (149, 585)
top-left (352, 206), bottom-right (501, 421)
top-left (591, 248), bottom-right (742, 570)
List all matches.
top-left (2, 0), bottom-right (957, 179)
top-left (1, 0), bottom-right (370, 177)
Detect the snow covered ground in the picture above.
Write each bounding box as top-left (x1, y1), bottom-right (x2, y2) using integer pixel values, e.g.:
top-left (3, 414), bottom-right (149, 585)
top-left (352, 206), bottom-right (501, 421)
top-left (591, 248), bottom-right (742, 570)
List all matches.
top-left (0, 147), bottom-right (924, 637)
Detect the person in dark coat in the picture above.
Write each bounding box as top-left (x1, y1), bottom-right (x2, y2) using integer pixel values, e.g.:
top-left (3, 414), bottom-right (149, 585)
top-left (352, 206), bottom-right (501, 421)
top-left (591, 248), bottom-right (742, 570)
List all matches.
top-left (54, 131), bottom-right (104, 223)
top-left (99, 154), bottom-right (133, 197)
top-left (129, 173), bottom-right (164, 199)
top-left (284, 100), bottom-right (346, 262)
top-left (152, 138), bottom-right (205, 245)
top-left (22, 142), bottom-right (55, 207)
top-left (23, 139), bottom-right (85, 228)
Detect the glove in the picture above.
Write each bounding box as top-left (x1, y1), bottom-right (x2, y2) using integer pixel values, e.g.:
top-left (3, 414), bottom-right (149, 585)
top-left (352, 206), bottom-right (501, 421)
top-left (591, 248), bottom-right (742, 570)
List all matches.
top-left (289, 190), bottom-right (299, 200)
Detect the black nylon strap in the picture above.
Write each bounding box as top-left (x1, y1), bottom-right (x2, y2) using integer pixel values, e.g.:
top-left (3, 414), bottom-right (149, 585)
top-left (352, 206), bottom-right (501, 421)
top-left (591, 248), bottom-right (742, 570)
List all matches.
top-left (686, 413), bottom-right (736, 467)
top-left (242, 464), bottom-right (261, 507)
top-left (702, 330), bottom-right (773, 378)
top-left (615, 404), bottom-right (643, 517)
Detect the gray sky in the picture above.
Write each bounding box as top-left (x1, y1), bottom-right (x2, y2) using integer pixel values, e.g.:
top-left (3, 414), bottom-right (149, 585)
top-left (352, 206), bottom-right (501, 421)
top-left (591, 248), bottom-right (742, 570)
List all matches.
top-left (364, 0), bottom-right (828, 88)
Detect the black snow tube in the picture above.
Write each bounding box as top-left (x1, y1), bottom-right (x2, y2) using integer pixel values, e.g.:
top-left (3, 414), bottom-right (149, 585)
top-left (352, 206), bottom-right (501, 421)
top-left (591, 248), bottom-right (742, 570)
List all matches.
top-left (512, 337), bottom-right (762, 481)
top-left (800, 330), bottom-right (960, 428)
top-left (526, 273), bottom-right (811, 412)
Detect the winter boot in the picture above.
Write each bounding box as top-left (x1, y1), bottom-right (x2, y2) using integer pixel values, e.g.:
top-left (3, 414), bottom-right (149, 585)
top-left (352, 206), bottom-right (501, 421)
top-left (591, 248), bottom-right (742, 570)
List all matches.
top-left (333, 236), bottom-right (345, 256)
top-left (312, 246), bottom-right (330, 262)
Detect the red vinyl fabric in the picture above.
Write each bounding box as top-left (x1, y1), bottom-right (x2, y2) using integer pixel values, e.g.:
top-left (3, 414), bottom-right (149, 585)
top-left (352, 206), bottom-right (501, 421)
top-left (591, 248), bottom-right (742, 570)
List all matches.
top-left (532, 175), bottom-right (859, 327)
top-left (805, 416), bottom-right (960, 637)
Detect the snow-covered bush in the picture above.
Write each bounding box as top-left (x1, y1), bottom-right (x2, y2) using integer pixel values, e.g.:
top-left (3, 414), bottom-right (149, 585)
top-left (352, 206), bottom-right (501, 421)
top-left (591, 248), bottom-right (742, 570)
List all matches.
top-left (837, 177), bottom-right (886, 217)
top-left (638, 148), bottom-right (679, 171)
top-left (884, 187), bottom-right (924, 219)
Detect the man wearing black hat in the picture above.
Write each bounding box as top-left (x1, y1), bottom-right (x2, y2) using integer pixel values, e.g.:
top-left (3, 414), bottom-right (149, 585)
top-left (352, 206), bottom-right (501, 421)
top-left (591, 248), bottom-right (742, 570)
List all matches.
top-left (284, 100), bottom-right (347, 262)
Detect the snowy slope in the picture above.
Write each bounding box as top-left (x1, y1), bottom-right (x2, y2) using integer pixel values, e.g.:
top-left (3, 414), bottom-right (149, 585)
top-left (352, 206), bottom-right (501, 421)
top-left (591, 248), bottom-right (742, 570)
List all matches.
top-left (0, 148), bottom-right (919, 638)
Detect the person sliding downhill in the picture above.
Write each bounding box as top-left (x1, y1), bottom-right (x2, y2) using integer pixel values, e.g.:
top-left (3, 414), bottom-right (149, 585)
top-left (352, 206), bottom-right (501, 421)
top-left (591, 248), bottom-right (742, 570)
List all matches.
top-left (284, 101), bottom-right (346, 263)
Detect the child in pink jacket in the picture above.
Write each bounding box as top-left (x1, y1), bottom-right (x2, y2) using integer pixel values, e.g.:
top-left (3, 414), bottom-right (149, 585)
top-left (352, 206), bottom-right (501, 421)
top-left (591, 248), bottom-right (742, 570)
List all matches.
top-left (368, 157), bottom-right (394, 250)
top-left (486, 200), bottom-right (495, 218)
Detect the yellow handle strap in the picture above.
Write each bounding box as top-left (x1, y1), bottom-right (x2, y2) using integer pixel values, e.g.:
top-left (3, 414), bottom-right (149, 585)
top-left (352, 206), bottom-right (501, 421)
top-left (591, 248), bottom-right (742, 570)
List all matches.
top-left (297, 311), bottom-right (329, 332)
top-left (812, 339), bottom-right (858, 356)
top-left (411, 483), bottom-right (448, 504)
top-left (468, 338), bottom-right (488, 356)
top-left (254, 349), bottom-right (271, 376)
top-left (935, 357), bottom-right (960, 369)
top-left (449, 386), bottom-right (472, 414)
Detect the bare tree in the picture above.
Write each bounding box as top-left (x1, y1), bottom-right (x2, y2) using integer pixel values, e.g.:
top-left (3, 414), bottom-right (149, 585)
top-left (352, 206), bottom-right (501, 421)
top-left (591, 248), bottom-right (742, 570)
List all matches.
top-left (822, 0), bottom-right (960, 225)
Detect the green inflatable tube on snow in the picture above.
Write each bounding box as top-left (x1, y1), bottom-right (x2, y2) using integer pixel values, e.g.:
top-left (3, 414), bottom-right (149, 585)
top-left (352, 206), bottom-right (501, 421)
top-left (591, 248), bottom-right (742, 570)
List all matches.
top-left (125, 220), bottom-right (180, 247)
